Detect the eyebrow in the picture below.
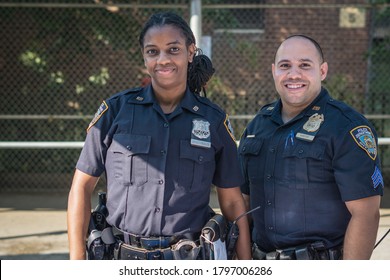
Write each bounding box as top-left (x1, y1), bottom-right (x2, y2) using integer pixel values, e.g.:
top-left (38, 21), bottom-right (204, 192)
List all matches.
top-left (144, 40), bottom-right (182, 49)
top-left (276, 58), bottom-right (314, 64)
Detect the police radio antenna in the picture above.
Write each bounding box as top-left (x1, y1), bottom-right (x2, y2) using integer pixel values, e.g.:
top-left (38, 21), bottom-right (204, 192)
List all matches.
top-left (374, 228), bottom-right (390, 249)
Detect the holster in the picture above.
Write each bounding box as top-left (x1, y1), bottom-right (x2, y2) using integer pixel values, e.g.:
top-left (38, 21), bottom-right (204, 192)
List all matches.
top-left (87, 227), bottom-right (117, 260)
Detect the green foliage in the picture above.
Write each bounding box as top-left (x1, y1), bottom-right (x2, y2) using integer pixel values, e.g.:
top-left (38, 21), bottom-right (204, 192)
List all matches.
top-left (323, 74), bottom-right (357, 106)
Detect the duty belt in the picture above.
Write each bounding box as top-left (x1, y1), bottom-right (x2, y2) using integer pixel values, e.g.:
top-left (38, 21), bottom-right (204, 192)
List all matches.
top-left (114, 242), bottom-right (174, 260)
top-left (252, 241), bottom-right (343, 260)
top-left (123, 232), bottom-right (178, 250)
top-left (114, 230), bottom-right (202, 260)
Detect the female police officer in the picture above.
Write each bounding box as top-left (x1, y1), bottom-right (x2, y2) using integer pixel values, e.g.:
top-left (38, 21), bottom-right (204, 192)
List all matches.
top-left (67, 12), bottom-right (251, 260)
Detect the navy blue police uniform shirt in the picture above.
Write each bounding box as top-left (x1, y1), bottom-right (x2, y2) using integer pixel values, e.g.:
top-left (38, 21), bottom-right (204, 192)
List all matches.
top-left (76, 84), bottom-right (243, 237)
top-left (238, 87), bottom-right (384, 252)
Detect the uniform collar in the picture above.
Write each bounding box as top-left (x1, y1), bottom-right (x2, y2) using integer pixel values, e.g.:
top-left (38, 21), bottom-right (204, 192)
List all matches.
top-left (127, 84), bottom-right (155, 105)
top-left (262, 87), bottom-right (330, 123)
top-left (180, 87), bottom-right (205, 116)
top-left (128, 84), bottom-right (205, 117)
top-left (302, 87), bottom-right (330, 117)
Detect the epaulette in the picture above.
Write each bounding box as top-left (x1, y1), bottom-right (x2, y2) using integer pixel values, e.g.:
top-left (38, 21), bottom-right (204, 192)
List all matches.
top-left (326, 98), bottom-right (365, 123)
top-left (107, 87), bottom-right (143, 101)
top-left (258, 101), bottom-right (278, 115)
top-left (194, 94), bottom-right (225, 115)
top-left (87, 87), bottom-right (143, 132)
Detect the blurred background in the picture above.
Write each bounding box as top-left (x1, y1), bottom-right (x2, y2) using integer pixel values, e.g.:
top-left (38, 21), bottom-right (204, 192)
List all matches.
top-left (0, 0), bottom-right (389, 195)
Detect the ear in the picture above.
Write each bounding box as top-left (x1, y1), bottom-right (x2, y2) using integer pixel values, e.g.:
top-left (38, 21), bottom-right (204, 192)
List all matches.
top-left (320, 62), bottom-right (328, 81)
top-left (188, 44), bottom-right (196, 63)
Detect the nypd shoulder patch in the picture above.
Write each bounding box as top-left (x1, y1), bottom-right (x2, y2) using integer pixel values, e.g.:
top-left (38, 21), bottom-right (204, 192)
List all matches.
top-left (350, 125), bottom-right (377, 160)
top-left (87, 101), bottom-right (108, 132)
top-left (224, 114), bottom-right (236, 142)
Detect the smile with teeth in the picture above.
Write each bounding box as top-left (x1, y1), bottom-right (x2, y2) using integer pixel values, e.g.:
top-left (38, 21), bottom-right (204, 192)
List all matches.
top-left (286, 84), bottom-right (305, 89)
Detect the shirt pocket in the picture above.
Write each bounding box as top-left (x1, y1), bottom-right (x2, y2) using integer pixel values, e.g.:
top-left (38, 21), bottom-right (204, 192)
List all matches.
top-left (281, 141), bottom-right (326, 189)
top-left (109, 133), bottom-right (151, 187)
top-left (239, 138), bottom-right (263, 183)
top-left (177, 140), bottom-right (215, 192)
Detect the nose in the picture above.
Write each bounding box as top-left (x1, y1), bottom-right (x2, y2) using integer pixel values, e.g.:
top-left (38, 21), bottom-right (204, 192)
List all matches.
top-left (287, 66), bottom-right (302, 79)
top-left (157, 51), bottom-right (170, 64)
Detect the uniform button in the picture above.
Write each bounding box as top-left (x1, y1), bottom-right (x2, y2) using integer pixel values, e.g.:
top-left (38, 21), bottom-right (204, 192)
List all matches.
top-left (266, 174), bottom-right (272, 179)
top-left (270, 148), bottom-right (275, 153)
top-left (163, 123), bottom-right (169, 128)
top-left (198, 156), bottom-right (204, 162)
top-left (242, 146), bottom-right (246, 152)
top-left (126, 145), bottom-right (132, 150)
top-left (160, 150), bottom-right (166, 155)
top-left (298, 149), bottom-right (304, 154)
top-left (268, 226), bottom-right (274, 230)
top-left (267, 200), bottom-right (272, 205)
top-left (158, 180), bottom-right (164, 185)
top-left (155, 207), bottom-right (161, 213)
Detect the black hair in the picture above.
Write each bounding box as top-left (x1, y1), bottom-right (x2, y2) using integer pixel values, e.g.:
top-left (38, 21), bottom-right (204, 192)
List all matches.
top-left (275, 34), bottom-right (325, 63)
top-left (139, 12), bottom-right (215, 96)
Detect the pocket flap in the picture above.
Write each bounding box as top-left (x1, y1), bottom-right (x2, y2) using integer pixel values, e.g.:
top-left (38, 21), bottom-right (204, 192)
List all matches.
top-left (239, 138), bottom-right (263, 156)
top-left (111, 134), bottom-right (151, 156)
top-left (283, 142), bottom-right (325, 159)
top-left (180, 140), bottom-right (214, 164)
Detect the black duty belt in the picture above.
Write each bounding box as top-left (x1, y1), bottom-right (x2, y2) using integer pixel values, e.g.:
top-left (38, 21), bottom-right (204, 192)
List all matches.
top-left (114, 242), bottom-right (174, 260)
top-left (123, 232), bottom-right (178, 250)
top-left (113, 229), bottom-right (202, 260)
top-left (252, 241), bottom-right (343, 260)
top-left (118, 229), bottom-right (200, 250)
top-left (114, 239), bottom-right (202, 260)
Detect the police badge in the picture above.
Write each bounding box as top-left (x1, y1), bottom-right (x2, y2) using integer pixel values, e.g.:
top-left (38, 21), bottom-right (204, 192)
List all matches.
top-left (350, 125), bottom-right (377, 160)
top-left (303, 113), bottom-right (324, 132)
top-left (191, 119), bottom-right (211, 148)
top-left (296, 113), bottom-right (324, 142)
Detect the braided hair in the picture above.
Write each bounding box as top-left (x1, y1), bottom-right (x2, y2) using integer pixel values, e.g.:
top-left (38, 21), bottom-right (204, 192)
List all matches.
top-left (139, 12), bottom-right (215, 96)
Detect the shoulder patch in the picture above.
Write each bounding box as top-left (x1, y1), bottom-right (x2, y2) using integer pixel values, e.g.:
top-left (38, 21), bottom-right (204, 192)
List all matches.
top-left (87, 101), bottom-right (108, 132)
top-left (350, 125), bottom-right (377, 160)
top-left (224, 114), bottom-right (236, 142)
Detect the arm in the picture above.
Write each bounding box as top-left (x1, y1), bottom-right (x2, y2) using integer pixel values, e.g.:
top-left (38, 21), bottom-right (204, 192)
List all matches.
top-left (67, 169), bottom-right (100, 260)
top-left (216, 187), bottom-right (252, 260)
top-left (343, 195), bottom-right (381, 260)
top-left (242, 193), bottom-right (251, 212)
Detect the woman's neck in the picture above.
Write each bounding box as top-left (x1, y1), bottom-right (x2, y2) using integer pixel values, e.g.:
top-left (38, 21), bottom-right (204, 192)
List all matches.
top-left (153, 83), bottom-right (186, 114)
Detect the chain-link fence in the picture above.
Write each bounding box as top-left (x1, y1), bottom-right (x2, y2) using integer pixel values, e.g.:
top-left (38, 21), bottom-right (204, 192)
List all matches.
top-left (1, 0), bottom-right (390, 193)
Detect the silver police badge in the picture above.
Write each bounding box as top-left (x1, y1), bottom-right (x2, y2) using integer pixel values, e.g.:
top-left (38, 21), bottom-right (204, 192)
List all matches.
top-left (191, 119), bottom-right (211, 148)
top-left (303, 113), bottom-right (324, 132)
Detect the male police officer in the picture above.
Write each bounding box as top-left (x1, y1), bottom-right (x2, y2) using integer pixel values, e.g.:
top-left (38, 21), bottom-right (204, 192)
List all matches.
top-left (239, 35), bottom-right (383, 260)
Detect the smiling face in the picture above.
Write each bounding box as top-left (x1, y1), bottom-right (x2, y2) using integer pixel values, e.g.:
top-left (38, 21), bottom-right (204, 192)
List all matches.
top-left (272, 36), bottom-right (328, 115)
top-left (141, 25), bottom-right (195, 94)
